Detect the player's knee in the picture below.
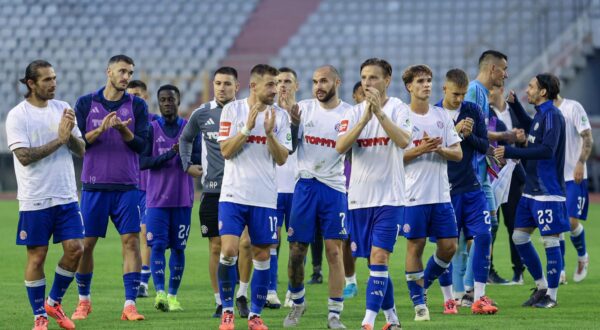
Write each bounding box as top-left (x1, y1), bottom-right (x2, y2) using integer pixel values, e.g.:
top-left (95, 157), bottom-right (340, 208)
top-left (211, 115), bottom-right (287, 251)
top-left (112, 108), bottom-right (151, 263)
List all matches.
top-left (219, 253), bottom-right (238, 266)
top-left (27, 248), bottom-right (48, 270)
top-left (210, 241), bottom-right (221, 255)
top-left (122, 234), bottom-right (140, 251)
top-left (512, 230), bottom-right (531, 245)
top-left (64, 240), bottom-right (84, 261)
top-left (542, 235), bottom-right (560, 249)
top-left (220, 244), bottom-right (238, 258)
top-left (289, 243), bottom-right (307, 265)
top-left (370, 249), bottom-right (389, 265)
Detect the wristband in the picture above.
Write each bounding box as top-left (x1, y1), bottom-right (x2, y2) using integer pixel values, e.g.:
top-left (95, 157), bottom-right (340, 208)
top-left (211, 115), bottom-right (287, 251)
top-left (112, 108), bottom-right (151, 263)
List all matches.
top-left (241, 127), bottom-right (251, 136)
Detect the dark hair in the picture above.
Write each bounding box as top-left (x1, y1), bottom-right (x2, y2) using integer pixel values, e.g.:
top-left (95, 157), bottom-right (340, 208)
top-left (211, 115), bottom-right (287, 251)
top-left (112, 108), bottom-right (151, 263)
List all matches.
top-left (127, 80), bottom-right (147, 91)
top-left (478, 50), bottom-right (508, 69)
top-left (353, 81), bottom-right (362, 94)
top-left (157, 84), bottom-right (181, 100)
top-left (108, 54), bottom-right (135, 66)
top-left (360, 58), bottom-right (392, 77)
top-left (278, 67), bottom-right (297, 80)
top-left (251, 64), bottom-right (279, 78)
top-left (214, 66), bottom-right (238, 80)
top-left (445, 69), bottom-right (469, 88)
top-left (402, 64), bottom-right (433, 86)
top-left (535, 73), bottom-right (560, 100)
top-left (20, 60), bottom-right (53, 98)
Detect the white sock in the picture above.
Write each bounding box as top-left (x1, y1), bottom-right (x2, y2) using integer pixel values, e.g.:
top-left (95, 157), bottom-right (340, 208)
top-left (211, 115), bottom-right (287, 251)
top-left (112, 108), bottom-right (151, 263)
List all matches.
top-left (157, 290), bottom-right (165, 294)
top-left (124, 300), bottom-right (135, 307)
top-left (535, 278), bottom-right (548, 290)
top-left (79, 295), bottom-right (91, 301)
top-left (168, 294), bottom-right (176, 299)
top-left (215, 293), bottom-right (221, 305)
top-left (237, 282), bottom-right (249, 298)
top-left (140, 282), bottom-right (148, 288)
top-left (46, 296), bottom-right (57, 307)
top-left (454, 291), bottom-right (465, 300)
top-left (345, 274), bottom-right (357, 286)
top-left (383, 307), bottom-right (399, 324)
top-left (464, 285), bottom-right (473, 292)
top-left (441, 285), bottom-right (453, 301)
top-left (362, 309), bottom-right (378, 327)
top-left (547, 287), bottom-right (558, 301)
top-left (474, 281), bottom-right (486, 301)
top-left (579, 252), bottom-right (589, 262)
top-left (268, 290), bottom-right (277, 295)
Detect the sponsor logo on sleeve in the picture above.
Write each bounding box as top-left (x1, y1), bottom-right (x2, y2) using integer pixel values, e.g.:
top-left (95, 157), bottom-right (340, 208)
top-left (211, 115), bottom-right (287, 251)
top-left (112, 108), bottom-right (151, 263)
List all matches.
top-left (219, 122), bottom-right (232, 137)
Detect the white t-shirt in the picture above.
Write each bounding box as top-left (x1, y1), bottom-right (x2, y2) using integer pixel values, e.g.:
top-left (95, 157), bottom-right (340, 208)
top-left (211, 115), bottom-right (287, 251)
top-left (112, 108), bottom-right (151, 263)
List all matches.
top-left (558, 98), bottom-right (591, 181)
top-left (6, 99), bottom-right (81, 211)
top-left (405, 104), bottom-right (462, 206)
top-left (276, 151), bottom-right (297, 193)
top-left (492, 103), bottom-right (513, 131)
top-left (218, 98), bottom-right (292, 208)
top-left (296, 98), bottom-right (350, 193)
top-left (338, 97), bottom-right (412, 209)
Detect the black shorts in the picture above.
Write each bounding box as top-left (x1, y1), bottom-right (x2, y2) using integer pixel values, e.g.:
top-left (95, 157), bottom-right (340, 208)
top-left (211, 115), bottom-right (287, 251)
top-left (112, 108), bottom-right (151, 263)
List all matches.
top-left (199, 192), bottom-right (220, 238)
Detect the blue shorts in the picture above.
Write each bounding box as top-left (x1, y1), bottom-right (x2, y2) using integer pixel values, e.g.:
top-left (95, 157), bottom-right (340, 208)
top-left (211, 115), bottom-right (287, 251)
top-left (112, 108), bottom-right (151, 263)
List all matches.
top-left (138, 190), bottom-right (147, 225)
top-left (402, 203), bottom-right (458, 239)
top-left (277, 193), bottom-right (293, 230)
top-left (81, 190), bottom-right (141, 237)
top-left (287, 179), bottom-right (348, 243)
top-left (566, 180), bottom-right (589, 220)
top-left (219, 202), bottom-right (278, 245)
top-left (16, 202), bottom-right (84, 246)
top-left (515, 197), bottom-right (570, 235)
top-left (349, 206), bottom-right (403, 258)
top-left (146, 207), bottom-right (192, 249)
top-left (452, 190), bottom-right (491, 238)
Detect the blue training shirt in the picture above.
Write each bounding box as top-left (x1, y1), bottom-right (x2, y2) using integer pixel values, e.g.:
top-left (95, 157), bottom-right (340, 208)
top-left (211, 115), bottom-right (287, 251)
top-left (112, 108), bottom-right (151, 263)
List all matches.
top-left (436, 100), bottom-right (489, 195)
top-left (504, 100), bottom-right (566, 197)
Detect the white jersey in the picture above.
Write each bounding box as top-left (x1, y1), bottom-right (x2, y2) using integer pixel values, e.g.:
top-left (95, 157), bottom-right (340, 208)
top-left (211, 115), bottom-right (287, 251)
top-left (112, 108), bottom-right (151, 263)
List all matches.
top-left (276, 152), bottom-right (297, 193)
top-left (218, 98), bottom-right (292, 208)
top-left (338, 97), bottom-right (411, 209)
top-left (405, 105), bottom-right (462, 206)
top-left (297, 98), bottom-right (350, 193)
top-left (6, 99), bottom-right (81, 211)
top-left (558, 98), bottom-right (591, 181)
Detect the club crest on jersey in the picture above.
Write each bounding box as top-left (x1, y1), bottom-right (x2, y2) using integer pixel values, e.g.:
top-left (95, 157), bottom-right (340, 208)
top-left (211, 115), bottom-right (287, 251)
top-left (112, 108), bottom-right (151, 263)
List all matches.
top-left (19, 230), bottom-right (27, 240)
top-left (119, 108), bottom-right (130, 117)
top-left (534, 123), bottom-right (539, 131)
top-left (437, 120), bottom-right (444, 129)
top-left (335, 122), bottom-right (341, 132)
top-left (219, 122), bottom-right (232, 137)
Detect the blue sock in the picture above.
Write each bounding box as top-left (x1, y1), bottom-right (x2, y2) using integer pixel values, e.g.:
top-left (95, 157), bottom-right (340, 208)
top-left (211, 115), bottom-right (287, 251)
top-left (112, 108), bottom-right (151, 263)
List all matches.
top-left (75, 272), bottom-right (93, 296)
top-left (25, 278), bottom-right (46, 316)
top-left (570, 224), bottom-right (587, 257)
top-left (559, 237), bottom-right (566, 271)
top-left (48, 266), bottom-right (75, 304)
top-left (288, 283), bottom-right (305, 305)
top-left (268, 248), bottom-right (278, 292)
top-left (424, 254), bottom-right (450, 289)
top-left (381, 276), bottom-right (395, 310)
top-left (123, 272), bottom-right (140, 301)
top-left (515, 241), bottom-right (544, 281)
top-left (151, 245), bottom-right (166, 292)
top-left (366, 265), bottom-right (389, 312)
top-left (168, 249), bottom-right (185, 295)
top-left (546, 246), bottom-right (562, 289)
top-left (405, 271), bottom-right (424, 306)
top-left (439, 262), bottom-right (453, 287)
top-left (472, 233), bottom-right (491, 283)
top-left (141, 265), bottom-right (151, 285)
top-left (218, 256), bottom-right (238, 310)
top-left (250, 259), bottom-right (270, 315)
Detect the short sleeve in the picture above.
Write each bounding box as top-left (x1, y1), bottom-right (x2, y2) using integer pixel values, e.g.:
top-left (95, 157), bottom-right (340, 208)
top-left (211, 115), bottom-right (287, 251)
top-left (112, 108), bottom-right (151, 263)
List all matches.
top-left (573, 102), bottom-right (591, 134)
top-left (217, 103), bottom-right (238, 142)
top-left (338, 104), bottom-right (360, 136)
top-left (276, 109), bottom-right (293, 151)
top-left (393, 104), bottom-right (413, 134)
top-left (6, 108), bottom-right (30, 151)
top-left (444, 114), bottom-right (462, 147)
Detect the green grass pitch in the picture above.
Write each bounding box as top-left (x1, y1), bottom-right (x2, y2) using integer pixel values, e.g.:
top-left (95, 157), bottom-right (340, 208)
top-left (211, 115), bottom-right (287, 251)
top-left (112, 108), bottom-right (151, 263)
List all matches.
top-left (1, 200), bottom-right (598, 329)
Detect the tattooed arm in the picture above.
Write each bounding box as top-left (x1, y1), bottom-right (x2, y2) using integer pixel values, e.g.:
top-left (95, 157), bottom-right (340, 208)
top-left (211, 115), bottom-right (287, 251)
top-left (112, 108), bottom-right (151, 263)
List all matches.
top-left (574, 129), bottom-right (593, 184)
top-left (67, 134), bottom-right (86, 158)
top-left (13, 139), bottom-right (65, 166)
